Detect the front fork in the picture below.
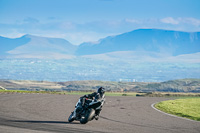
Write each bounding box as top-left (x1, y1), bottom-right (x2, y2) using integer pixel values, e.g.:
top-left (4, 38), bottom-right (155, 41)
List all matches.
top-left (72, 99), bottom-right (82, 118)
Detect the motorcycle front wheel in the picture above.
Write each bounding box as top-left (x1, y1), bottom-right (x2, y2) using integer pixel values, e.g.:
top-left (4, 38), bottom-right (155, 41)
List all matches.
top-left (80, 108), bottom-right (95, 124)
top-left (68, 112), bottom-right (75, 122)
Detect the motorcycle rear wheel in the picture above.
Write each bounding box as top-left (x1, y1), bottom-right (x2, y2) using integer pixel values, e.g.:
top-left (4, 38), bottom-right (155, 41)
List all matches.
top-left (80, 108), bottom-right (95, 124)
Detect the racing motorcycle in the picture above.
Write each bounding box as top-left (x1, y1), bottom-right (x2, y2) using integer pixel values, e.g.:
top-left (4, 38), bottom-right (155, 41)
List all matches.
top-left (68, 96), bottom-right (105, 124)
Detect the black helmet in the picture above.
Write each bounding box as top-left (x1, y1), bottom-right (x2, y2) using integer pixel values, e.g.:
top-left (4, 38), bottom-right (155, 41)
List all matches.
top-left (97, 87), bottom-right (105, 95)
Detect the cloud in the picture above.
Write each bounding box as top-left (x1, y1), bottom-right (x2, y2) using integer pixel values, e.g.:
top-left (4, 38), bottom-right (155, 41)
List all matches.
top-left (59, 21), bottom-right (76, 30)
top-left (47, 17), bottom-right (57, 20)
top-left (180, 18), bottom-right (200, 26)
top-left (160, 17), bottom-right (200, 26)
top-left (125, 19), bottom-right (141, 24)
top-left (160, 17), bottom-right (179, 25)
top-left (24, 17), bottom-right (39, 24)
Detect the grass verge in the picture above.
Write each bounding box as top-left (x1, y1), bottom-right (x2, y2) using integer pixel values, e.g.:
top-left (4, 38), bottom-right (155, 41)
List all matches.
top-left (155, 98), bottom-right (200, 121)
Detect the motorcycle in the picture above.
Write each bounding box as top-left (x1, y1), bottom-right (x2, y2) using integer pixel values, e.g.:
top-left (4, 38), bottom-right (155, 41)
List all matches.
top-left (68, 96), bottom-right (105, 124)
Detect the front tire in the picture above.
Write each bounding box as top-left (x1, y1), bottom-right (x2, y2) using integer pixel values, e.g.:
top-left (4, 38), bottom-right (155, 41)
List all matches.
top-left (80, 108), bottom-right (95, 124)
top-left (68, 113), bottom-right (75, 122)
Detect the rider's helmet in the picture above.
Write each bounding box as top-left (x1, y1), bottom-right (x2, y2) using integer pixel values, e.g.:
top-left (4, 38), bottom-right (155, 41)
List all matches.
top-left (97, 87), bottom-right (105, 95)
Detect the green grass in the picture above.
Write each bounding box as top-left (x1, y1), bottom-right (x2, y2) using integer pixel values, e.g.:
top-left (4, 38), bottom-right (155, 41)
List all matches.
top-left (0, 90), bottom-right (58, 94)
top-left (141, 92), bottom-right (200, 97)
top-left (155, 98), bottom-right (200, 121)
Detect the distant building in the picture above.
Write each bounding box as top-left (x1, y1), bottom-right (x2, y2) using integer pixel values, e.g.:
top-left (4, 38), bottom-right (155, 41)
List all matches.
top-left (119, 79), bottom-right (136, 82)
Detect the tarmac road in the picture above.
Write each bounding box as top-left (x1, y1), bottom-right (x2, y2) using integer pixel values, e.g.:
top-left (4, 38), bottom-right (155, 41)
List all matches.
top-left (0, 93), bottom-right (199, 133)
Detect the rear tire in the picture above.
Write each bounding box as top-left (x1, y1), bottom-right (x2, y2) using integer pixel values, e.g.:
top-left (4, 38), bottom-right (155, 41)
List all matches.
top-left (80, 109), bottom-right (95, 124)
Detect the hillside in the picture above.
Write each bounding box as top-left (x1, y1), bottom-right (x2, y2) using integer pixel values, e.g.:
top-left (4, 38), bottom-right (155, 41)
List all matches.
top-left (76, 29), bottom-right (200, 56)
top-left (0, 79), bottom-right (200, 92)
top-left (0, 34), bottom-right (77, 59)
top-left (0, 35), bottom-right (30, 55)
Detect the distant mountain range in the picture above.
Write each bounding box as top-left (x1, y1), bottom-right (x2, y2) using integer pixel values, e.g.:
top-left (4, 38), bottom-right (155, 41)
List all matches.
top-left (0, 34), bottom-right (77, 59)
top-left (76, 29), bottom-right (200, 56)
top-left (0, 29), bottom-right (200, 60)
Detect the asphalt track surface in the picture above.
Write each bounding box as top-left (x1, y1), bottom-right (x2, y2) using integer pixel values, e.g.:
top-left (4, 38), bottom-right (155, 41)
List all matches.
top-left (0, 93), bottom-right (199, 133)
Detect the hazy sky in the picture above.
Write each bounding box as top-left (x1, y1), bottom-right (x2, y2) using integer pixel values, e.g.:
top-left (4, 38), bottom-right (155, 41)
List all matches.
top-left (0, 0), bottom-right (200, 44)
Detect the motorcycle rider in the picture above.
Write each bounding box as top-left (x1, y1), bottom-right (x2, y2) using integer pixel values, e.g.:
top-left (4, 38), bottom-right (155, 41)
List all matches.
top-left (72, 87), bottom-right (105, 120)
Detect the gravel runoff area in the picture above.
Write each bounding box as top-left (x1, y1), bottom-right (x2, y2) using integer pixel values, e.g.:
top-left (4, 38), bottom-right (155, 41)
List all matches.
top-left (0, 93), bottom-right (199, 133)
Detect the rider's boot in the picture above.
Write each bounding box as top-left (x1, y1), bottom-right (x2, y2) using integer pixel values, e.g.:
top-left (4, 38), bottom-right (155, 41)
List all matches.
top-left (95, 115), bottom-right (99, 120)
top-left (95, 108), bottom-right (101, 120)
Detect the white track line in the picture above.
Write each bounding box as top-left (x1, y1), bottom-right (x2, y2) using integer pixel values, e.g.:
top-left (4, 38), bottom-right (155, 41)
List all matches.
top-left (151, 102), bottom-right (199, 123)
